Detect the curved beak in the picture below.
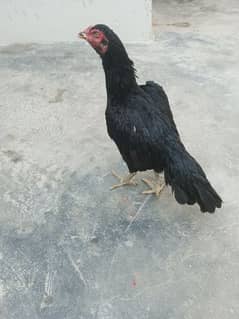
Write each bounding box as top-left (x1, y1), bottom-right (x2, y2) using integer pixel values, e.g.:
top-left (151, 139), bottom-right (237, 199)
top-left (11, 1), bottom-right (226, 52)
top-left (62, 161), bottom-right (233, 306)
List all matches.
top-left (78, 32), bottom-right (87, 40)
top-left (78, 26), bottom-right (92, 40)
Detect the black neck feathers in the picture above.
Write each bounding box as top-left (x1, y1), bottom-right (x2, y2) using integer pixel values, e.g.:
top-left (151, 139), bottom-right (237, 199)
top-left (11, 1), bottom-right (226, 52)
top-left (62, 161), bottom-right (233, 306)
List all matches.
top-left (95, 25), bottom-right (137, 99)
top-left (103, 58), bottom-right (137, 99)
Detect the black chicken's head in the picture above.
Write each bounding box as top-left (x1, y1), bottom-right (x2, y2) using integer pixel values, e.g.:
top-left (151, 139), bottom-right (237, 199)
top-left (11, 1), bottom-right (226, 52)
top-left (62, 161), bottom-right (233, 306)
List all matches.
top-left (78, 24), bottom-right (126, 58)
top-left (79, 25), bottom-right (109, 55)
top-left (79, 24), bottom-right (136, 87)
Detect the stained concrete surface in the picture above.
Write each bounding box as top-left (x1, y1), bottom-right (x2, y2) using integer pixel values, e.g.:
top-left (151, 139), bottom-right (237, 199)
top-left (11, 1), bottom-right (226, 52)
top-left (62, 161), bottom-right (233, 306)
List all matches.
top-left (0, 1), bottom-right (239, 318)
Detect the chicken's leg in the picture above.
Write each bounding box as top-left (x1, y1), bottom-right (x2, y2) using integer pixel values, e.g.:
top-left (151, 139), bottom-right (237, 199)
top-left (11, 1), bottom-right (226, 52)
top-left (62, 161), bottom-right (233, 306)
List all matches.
top-left (110, 171), bottom-right (137, 190)
top-left (142, 172), bottom-right (165, 196)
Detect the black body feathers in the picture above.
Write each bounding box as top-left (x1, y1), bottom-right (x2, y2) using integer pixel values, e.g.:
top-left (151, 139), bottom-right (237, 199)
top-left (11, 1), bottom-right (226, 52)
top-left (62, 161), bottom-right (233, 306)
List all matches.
top-left (94, 24), bottom-right (222, 213)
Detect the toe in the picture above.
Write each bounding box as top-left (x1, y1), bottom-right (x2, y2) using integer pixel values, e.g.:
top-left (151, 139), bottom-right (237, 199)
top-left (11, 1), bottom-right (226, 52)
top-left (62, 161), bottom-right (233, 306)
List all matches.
top-left (155, 184), bottom-right (165, 196)
top-left (142, 189), bottom-right (155, 195)
top-left (111, 170), bottom-right (122, 181)
top-left (110, 183), bottom-right (122, 190)
top-left (142, 178), bottom-right (155, 189)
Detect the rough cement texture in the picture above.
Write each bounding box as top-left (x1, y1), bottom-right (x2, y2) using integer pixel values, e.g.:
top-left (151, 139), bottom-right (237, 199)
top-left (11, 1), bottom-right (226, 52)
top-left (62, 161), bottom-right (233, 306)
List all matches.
top-left (0, 1), bottom-right (239, 318)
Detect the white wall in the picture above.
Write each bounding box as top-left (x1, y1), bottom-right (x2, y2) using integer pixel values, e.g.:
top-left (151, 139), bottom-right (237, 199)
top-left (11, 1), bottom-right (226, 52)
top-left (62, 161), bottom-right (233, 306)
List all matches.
top-left (0, 0), bottom-right (152, 45)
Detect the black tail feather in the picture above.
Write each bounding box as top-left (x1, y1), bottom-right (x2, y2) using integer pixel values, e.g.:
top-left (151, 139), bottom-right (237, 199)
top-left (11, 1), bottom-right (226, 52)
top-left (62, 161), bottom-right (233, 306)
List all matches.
top-left (165, 148), bottom-right (222, 213)
top-left (194, 178), bottom-right (222, 213)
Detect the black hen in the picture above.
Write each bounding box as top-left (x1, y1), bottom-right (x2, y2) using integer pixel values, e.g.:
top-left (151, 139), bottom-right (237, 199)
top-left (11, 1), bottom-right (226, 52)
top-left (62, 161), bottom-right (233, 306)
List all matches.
top-left (79, 24), bottom-right (222, 213)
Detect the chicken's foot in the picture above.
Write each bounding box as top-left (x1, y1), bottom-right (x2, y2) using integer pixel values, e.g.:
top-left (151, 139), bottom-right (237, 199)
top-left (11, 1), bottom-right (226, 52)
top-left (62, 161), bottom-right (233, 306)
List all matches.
top-left (110, 171), bottom-right (137, 190)
top-left (142, 172), bottom-right (165, 196)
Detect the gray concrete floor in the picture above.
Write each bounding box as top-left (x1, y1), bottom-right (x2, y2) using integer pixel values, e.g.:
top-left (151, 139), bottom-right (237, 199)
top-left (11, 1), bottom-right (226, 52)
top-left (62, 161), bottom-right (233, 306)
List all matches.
top-left (0, 1), bottom-right (239, 318)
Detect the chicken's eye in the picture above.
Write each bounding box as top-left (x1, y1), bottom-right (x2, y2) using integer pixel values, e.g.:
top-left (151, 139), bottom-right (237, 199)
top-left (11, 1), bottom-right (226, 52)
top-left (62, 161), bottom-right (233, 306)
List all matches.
top-left (92, 31), bottom-right (100, 38)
